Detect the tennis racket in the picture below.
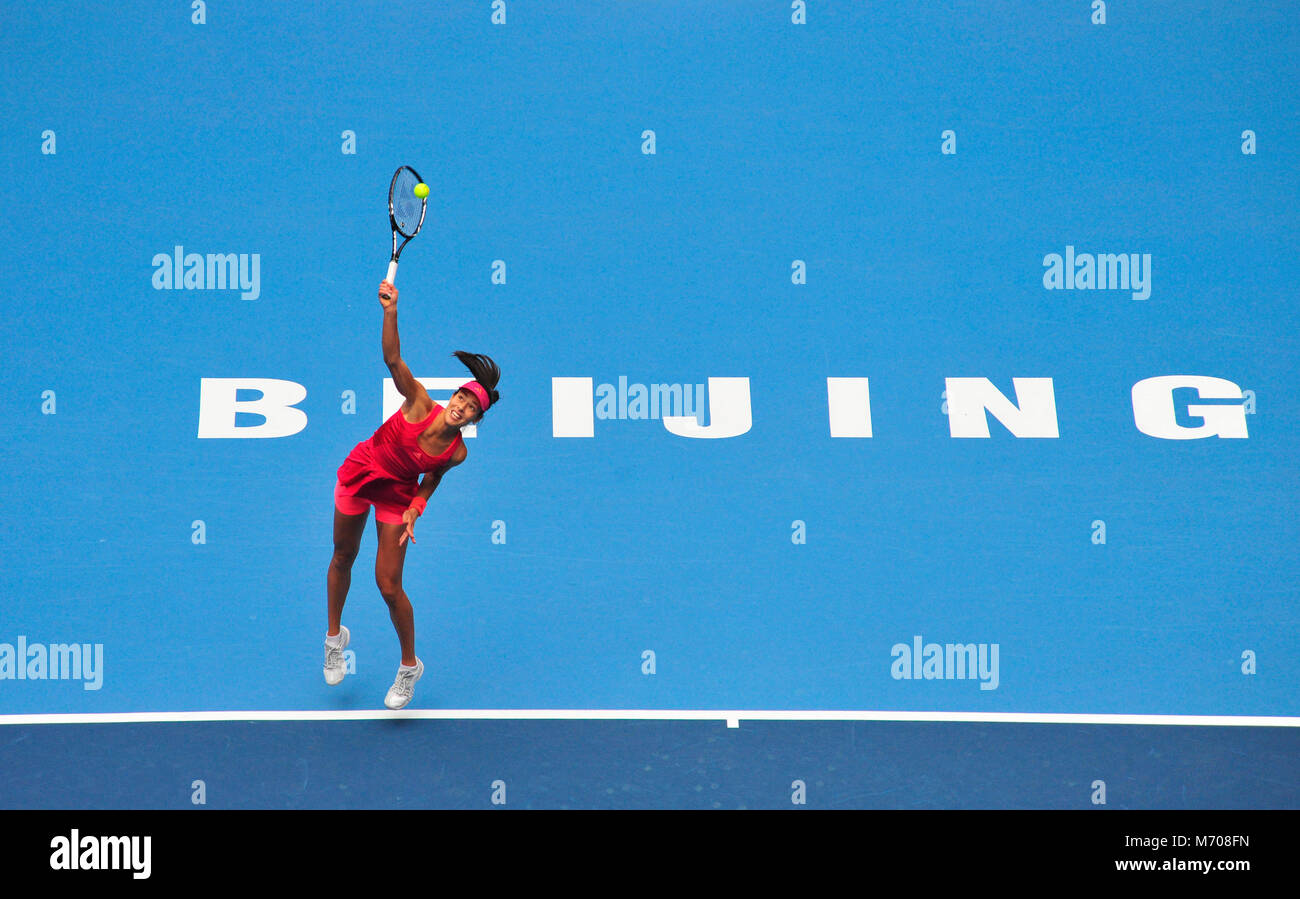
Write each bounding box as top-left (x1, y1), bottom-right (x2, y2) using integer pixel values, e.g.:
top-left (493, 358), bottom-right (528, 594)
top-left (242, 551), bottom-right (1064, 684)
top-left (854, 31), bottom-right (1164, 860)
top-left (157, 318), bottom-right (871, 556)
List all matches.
top-left (380, 165), bottom-right (428, 301)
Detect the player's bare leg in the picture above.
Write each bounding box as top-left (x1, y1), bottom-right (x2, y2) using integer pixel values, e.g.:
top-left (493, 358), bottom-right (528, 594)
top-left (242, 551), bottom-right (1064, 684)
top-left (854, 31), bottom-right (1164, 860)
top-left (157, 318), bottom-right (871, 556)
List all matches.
top-left (376, 519), bottom-right (422, 708)
top-left (328, 505), bottom-right (368, 635)
top-left (324, 505), bottom-right (368, 685)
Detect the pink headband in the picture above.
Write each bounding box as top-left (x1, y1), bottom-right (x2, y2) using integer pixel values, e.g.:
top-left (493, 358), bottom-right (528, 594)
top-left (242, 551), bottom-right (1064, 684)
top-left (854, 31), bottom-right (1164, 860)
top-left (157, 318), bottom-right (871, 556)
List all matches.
top-left (461, 381), bottom-right (491, 412)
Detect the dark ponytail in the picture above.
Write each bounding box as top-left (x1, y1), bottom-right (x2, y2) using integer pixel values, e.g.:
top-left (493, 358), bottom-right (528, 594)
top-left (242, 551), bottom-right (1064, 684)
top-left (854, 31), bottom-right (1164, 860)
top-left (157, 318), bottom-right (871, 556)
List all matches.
top-left (453, 351), bottom-right (501, 410)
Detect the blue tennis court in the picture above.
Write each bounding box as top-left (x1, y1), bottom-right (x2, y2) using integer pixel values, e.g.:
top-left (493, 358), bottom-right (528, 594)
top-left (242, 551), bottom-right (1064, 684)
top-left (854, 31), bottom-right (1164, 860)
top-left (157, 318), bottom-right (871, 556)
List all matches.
top-left (2, 0), bottom-right (1297, 808)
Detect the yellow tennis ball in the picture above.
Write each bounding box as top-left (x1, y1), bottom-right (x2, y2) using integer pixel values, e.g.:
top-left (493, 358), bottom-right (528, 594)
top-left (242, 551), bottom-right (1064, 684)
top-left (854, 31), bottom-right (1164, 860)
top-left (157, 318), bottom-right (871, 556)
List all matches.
top-left (413, 182), bottom-right (429, 199)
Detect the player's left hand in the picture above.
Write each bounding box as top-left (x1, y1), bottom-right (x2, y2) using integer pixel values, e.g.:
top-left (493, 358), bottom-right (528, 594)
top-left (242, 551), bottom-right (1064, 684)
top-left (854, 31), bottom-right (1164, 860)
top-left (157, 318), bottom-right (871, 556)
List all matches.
top-left (399, 508), bottom-right (418, 545)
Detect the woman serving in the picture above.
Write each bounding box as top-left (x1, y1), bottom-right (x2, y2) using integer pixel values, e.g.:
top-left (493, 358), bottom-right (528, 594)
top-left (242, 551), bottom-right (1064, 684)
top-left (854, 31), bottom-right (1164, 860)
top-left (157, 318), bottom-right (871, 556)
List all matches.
top-left (324, 279), bottom-right (501, 709)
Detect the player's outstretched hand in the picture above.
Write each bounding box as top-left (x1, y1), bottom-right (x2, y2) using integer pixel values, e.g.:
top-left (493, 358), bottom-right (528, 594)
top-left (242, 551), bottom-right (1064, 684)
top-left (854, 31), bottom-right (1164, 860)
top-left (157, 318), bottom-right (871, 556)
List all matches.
top-left (399, 508), bottom-right (418, 546)
top-left (379, 281), bottom-right (398, 310)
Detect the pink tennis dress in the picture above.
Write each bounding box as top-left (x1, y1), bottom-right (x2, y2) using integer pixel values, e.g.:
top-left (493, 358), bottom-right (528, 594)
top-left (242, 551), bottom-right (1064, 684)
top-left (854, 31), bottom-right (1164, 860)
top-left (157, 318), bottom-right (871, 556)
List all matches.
top-left (335, 402), bottom-right (464, 524)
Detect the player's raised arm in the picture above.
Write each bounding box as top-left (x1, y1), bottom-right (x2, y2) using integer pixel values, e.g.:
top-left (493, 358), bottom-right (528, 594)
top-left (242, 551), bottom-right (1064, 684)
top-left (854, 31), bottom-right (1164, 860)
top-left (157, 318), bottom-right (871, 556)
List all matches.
top-left (379, 281), bottom-right (430, 407)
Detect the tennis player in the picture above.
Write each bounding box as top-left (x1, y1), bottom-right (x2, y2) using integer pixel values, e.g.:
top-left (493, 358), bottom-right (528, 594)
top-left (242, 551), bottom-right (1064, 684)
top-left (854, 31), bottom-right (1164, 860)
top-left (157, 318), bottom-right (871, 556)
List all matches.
top-left (324, 279), bottom-right (501, 709)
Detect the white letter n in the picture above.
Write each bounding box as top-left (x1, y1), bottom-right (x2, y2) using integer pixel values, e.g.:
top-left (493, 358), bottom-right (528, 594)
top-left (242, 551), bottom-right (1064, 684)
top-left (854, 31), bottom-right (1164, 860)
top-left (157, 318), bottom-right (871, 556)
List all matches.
top-left (945, 377), bottom-right (1058, 438)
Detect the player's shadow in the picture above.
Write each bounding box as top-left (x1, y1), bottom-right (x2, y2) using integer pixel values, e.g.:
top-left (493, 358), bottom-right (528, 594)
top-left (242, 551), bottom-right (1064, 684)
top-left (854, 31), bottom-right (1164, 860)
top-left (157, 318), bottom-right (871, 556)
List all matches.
top-left (320, 677), bottom-right (427, 730)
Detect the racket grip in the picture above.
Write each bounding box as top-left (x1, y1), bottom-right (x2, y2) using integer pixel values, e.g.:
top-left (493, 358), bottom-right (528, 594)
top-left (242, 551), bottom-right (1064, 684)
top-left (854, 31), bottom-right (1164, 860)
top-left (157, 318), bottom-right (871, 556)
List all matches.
top-left (380, 260), bottom-right (398, 300)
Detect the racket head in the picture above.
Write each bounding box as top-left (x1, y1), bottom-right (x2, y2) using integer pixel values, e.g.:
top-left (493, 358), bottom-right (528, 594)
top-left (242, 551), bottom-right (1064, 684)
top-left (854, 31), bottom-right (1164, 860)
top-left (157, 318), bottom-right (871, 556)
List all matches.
top-left (389, 166), bottom-right (428, 240)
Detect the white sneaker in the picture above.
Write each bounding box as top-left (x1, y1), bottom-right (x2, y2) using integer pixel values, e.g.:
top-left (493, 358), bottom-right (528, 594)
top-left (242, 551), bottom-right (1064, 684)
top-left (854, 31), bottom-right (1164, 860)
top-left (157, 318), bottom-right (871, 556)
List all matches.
top-left (324, 626), bottom-right (350, 685)
top-left (384, 658), bottom-right (424, 709)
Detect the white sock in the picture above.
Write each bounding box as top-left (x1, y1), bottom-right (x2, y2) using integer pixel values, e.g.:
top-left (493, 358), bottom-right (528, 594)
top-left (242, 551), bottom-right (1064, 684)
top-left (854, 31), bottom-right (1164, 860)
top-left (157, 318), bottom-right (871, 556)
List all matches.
top-left (325, 632), bottom-right (344, 648)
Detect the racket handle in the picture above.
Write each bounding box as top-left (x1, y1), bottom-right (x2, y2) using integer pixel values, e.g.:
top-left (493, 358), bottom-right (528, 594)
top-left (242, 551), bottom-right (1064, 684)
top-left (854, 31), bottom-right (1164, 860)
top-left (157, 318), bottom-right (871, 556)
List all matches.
top-left (380, 260), bottom-right (398, 299)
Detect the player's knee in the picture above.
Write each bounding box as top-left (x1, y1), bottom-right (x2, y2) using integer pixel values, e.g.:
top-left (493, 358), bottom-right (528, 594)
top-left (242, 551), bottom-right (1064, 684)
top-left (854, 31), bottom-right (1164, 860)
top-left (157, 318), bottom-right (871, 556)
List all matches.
top-left (331, 544), bottom-right (359, 568)
top-left (376, 576), bottom-right (403, 603)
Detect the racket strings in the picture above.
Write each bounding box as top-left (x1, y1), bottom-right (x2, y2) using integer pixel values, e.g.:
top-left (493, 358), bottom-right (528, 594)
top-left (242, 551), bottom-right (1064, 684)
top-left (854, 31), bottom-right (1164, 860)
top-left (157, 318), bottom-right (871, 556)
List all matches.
top-left (391, 167), bottom-right (426, 237)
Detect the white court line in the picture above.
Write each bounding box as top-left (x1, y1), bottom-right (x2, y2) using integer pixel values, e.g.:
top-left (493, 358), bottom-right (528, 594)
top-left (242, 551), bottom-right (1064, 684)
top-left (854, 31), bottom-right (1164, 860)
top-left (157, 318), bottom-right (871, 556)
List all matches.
top-left (0, 709), bottom-right (1297, 727)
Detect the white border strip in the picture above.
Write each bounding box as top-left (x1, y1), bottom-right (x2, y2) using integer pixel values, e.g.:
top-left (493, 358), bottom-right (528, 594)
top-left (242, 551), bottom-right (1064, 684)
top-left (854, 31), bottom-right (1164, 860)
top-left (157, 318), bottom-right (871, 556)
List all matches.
top-left (0, 709), bottom-right (1297, 727)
